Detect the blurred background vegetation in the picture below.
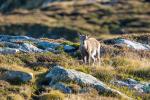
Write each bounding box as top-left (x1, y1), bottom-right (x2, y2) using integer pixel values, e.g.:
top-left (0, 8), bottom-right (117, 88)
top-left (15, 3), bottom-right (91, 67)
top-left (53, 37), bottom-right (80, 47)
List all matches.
top-left (0, 0), bottom-right (150, 41)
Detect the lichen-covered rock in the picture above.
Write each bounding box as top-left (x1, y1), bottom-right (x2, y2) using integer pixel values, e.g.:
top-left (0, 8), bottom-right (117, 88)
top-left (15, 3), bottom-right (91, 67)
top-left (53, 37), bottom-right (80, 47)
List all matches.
top-left (45, 66), bottom-right (130, 99)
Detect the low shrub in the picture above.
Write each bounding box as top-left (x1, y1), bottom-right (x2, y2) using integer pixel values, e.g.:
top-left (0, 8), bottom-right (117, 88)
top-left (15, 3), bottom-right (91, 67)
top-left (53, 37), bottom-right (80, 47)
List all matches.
top-left (40, 90), bottom-right (65, 100)
top-left (7, 94), bottom-right (24, 100)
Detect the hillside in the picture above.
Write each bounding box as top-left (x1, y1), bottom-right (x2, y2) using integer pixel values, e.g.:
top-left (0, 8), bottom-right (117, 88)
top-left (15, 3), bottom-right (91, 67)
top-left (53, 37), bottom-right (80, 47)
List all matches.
top-left (0, 0), bottom-right (150, 100)
top-left (0, 34), bottom-right (149, 100)
top-left (0, 0), bottom-right (150, 41)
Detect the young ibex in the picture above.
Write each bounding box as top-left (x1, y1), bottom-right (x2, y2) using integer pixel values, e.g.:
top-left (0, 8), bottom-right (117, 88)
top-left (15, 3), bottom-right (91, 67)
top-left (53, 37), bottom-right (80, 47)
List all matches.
top-left (79, 34), bottom-right (100, 65)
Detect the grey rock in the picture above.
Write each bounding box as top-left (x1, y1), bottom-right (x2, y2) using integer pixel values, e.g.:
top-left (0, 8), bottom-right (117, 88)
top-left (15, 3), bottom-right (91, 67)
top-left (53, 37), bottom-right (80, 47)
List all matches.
top-left (37, 41), bottom-right (61, 49)
top-left (142, 83), bottom-right (150, 93)
top-left (4, 70), bottom-right (33, 83)
top-left (64, 45), bottom-right (75, 52)
top-left (51, 82), bottom-right (72, 93)
top-left (0, 35), bottom-right (39, 42)
top-left (111, 78), bottom-right (150, 93)
top-left (19, 43), bottom-right (43, 53)
top-left (133, 84), bottom-right (145, 93)
top-left (133, 83), bottom-right (150, 93)
top-left (0, 42), bottom-right (20, 48)
top-left (0, 47), bottom-right (20, 54)
top-left (45, 66), bottom-right (131, 99)
top-left (126, 78), bottom-right (139, 84)
top-left (79, 87), bottom-right (96, 93)
top-left (111, 80), bottom-right (130, 87)
top-left (114, 39), bottom-right (150, 50)
top-left (0, 35), bottom-right (77, 53)
top-left (45, 48), bottom-right (60, 53)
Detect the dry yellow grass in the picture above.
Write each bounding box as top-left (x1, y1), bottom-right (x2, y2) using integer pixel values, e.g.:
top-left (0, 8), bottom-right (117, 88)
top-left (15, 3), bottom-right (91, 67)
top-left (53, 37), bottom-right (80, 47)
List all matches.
top-left (65, 94), bottom-right (119, 100)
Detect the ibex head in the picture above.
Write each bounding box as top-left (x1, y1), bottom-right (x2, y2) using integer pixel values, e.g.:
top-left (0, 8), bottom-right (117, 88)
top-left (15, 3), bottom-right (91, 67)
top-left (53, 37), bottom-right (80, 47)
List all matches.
top-left (78, 33), bottom-right (89, 42)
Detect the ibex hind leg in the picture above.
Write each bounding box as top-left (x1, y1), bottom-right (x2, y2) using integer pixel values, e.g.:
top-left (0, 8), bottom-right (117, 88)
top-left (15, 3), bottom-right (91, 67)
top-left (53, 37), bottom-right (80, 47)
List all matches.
top-left (97, 51), bottom-right (101, 66)
top-left (96, 48), bottom-right (101, 67)
top-left (91, 54), bottom-right (96, 67)
top-left (97, 56), bottom-right (101, 66)
top-left (88, 54), bottom-right (92, 66)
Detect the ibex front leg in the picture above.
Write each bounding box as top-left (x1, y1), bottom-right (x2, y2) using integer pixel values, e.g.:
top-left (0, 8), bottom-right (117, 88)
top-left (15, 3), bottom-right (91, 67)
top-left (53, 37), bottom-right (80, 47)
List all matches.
top-left (88, 53), bottom-right (92, 65)
top-left (83, 56), bottom-right (87, 64)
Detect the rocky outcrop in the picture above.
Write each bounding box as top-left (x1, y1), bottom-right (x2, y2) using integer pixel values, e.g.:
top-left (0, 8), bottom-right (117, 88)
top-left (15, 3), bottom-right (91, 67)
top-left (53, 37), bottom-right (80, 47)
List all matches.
top-left (0, 35), bottom-right (77, 54)
top-left (104, 38), bottom-right (150, 51)
top-left (111, 78), bottom-right (150, 93)
top-left (45, 66), bottom-right (131, 99)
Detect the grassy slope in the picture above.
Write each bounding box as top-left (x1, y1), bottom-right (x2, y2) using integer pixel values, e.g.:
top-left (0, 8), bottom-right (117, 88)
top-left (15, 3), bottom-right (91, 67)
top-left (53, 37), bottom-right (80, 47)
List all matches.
top-left (0, 0), bottom-right (150, 41)
top-left (0, 35), bottom-right (150, 99)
